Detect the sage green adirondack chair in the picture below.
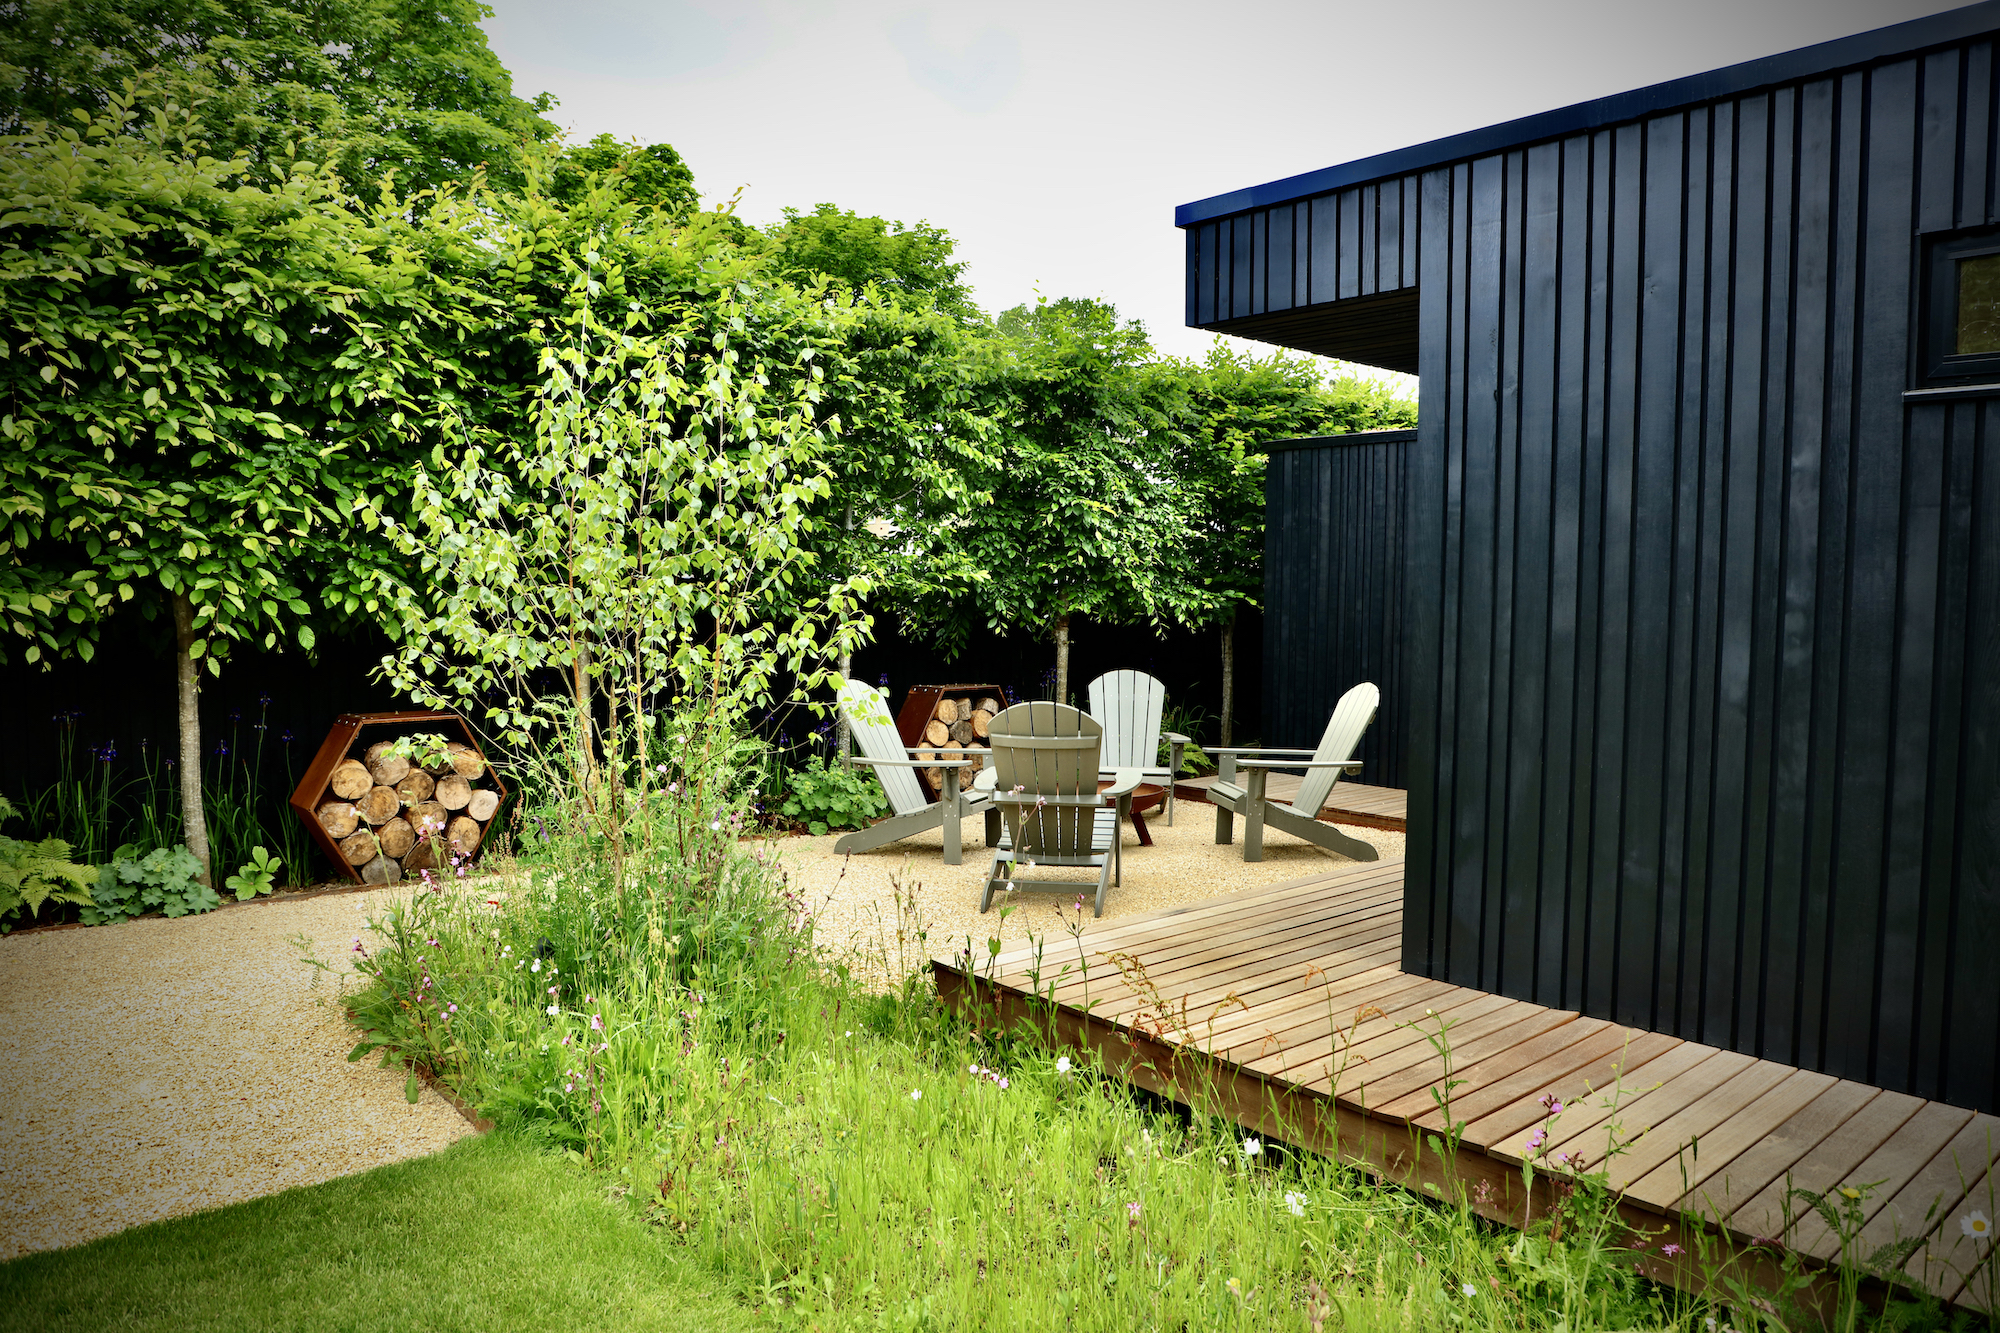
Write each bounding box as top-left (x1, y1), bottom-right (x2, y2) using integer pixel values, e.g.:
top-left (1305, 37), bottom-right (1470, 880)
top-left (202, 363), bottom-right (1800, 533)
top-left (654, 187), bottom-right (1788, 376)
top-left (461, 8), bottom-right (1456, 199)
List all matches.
top-left (831, 678), bottom-right (999, 865)
top-left (1208, 682), bottom-right (1380, 863)
top-left (978, 702), bottom-right (1141, 917)
top-left (1085, 670), bottom-right (1190, 824)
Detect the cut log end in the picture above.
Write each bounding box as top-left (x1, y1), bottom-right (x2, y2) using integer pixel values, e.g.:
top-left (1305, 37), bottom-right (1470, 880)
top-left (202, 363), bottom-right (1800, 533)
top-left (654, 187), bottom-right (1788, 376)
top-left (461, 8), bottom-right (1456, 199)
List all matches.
top-left (377, 816), bottom-right (416, 860)
top-left (362, 741), bottom-right (411, 787)
top-left (394, 770), bottom-right (435, 805)
top-left (950, 719), bottom-right (974, 745)
top-left (337, 829), bottom-right (379, 867)
top-left (933, 697), bottom-right (961, 725)
top-left (436, 775), bottom-right (473, 811)
top-left (466, 788), bottom-right (501, 822)
top-left (404, 838), bottom-right (439, 873)
top-left (923, 719), bottom-right (950, 747)
top-left (328, 759), bottom-right (372, 801)
top-left (447, 815), bottom-right (483, 857)
top-left (407, 800), bottom-right (448, 841)
top-left (315, 801), bottom-right (359, 840)
top-left (975, 696), bottom-right (1002, 715)
top-left (970, 710), bottom-right (992, 739)
top-left (446, 742), bottom-right (485, 780)
top-left (356, 784), bottom-right (401, 826)
top-left (359, 854), bottom-right (401, 885)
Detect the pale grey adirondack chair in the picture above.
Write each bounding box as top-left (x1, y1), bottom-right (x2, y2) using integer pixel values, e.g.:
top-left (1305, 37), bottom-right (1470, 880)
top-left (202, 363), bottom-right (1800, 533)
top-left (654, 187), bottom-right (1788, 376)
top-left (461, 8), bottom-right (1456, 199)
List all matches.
top-left (1209, 682), bottom-right (1380, 863)
top-left (978, 702), bottom-right (1141, 917)
top-left (1085, 670), bottom-right (1190, 825)
top-left (831, 678), bottom-right (999, 865)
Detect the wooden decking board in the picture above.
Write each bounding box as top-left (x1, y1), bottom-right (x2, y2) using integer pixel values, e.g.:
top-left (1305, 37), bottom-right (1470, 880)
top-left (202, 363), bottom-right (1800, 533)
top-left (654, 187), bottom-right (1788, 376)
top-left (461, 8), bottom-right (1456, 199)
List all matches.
top-left (1625, 1069), bottom-right (1840, 1210)
top-left (1459, 1030), bottom-right (1686, 1148)
top-left (929, 859), bottom-right (1997, 1311)
top-left (1727, 1088), bottom-right (1929, 1243)
top-left (1681, 1081), bottom-right (1881, 1224)
top-left (1786, 1101), bottom-right (1974, 1260)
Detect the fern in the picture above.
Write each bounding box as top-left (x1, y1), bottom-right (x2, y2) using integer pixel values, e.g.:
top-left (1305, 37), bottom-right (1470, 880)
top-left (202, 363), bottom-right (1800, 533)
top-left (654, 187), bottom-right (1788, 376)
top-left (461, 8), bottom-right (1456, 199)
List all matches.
top-left (0, 799), bottom-right (98, 932)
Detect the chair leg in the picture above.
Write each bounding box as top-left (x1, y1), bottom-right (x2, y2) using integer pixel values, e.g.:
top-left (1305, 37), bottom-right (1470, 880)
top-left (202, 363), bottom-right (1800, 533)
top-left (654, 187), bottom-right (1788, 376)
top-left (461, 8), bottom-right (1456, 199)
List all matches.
top-left (1095, 857), bottom-right (1111, 917)
top-left (1243, 769), bottom-right (1268, 863)
top-left (980, 859), bottom-right (1003, 913)
top-left (942, 790), bottom-right (962, 866)
top-left (984, 807), bottom-right (1001, 847)
top-left (1215, 803), bottom-right (1234, 845)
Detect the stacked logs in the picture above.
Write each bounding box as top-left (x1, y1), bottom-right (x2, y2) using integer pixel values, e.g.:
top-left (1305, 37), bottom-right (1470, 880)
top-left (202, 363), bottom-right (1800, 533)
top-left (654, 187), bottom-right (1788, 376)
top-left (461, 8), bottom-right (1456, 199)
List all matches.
top-left (313, 740), bottom-right (500, 884)
top-left (912, 694), bottom-right (1003, 797)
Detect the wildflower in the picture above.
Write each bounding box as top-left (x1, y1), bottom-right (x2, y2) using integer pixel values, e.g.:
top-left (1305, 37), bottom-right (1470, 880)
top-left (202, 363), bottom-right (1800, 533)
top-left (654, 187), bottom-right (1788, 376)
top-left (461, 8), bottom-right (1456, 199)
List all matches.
top-left (844, 1031), bottom-right (853, 1038)
top-left (565, 1082), bottom-right (574, 1093)
top-left (448, 1004), bottom-right (457, 1014)
top-left (655, 763), bottom-right (668, 774)
top-left (547, 986), bottom-right (558, 995)
top-left (1056, 1056), bottom-right (1072, 1075)
top-left (1226, 1278), bottom-right (1243, 1297)
top-left (1963, 1210), bottom-right (1992, 1240)
top-left (910, 1088), bottom-right (922, 1101)
top-left (546, 1005), bottom-right (559, 1016)
top-left (1126, 1201), bottom-right (1141, 1225)
top-left (998, 1077), bottom-right (1009, 1090)
top-left (590, 1014), bottom-right (603, 1031)
top-left (1840, 1186), bottom-right (1862, 1200)
top-left (668, 782), bottom-right (680, 794)
top-left (1285, 1190), bottom-right (1307, 1217)
top-left (1462, 1283), bottom-right (1478, 1298)
top-left (1242, 1136), bottom-right (1262, 1159)
top-left (1525, 1127), bottom-right (1547, 1153)
top-left (969, 1063), bottom-right (980, 1074)
top-left (531, 959), bottom-right (542, 973)
top-left (709, 820), bottom-right (721, 831)
top-left (1539, 1093), bottom-right (1564, 1114)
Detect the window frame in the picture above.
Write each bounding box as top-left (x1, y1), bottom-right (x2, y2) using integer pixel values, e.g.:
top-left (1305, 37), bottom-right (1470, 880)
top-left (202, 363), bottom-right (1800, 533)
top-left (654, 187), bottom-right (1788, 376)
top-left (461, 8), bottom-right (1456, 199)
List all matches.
top-left (1921, 227), bottom-right (2000, 386)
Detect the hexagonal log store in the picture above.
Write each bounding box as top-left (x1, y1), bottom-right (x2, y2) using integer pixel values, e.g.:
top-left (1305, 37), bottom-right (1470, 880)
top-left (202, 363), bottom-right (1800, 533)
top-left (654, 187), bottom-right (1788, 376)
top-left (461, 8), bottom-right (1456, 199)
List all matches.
top-left (288, 711), bottom-right (509, 884)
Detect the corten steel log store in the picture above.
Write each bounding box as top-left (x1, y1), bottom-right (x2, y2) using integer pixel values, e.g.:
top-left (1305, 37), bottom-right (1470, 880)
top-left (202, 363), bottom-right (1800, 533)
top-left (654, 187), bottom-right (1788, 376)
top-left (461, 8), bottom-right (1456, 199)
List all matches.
top-left (1183, 2), bottom-right (2000, 1115)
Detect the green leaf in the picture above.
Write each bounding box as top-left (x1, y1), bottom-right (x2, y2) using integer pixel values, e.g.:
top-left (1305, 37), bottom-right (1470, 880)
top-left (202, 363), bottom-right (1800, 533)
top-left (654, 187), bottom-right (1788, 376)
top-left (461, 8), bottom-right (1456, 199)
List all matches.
top-left (346, 1041), bottom-right (380, 1063)
top-left (404, 1072), bottom-right (421, 1104)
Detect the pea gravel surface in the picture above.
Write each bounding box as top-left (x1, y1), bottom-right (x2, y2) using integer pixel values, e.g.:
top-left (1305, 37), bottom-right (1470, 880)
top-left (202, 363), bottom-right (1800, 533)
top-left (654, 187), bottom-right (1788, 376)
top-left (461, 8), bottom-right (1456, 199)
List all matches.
top-left (0, 889), bottom-right (473, 1260)
top-left (772, 800), bottom-right (1405, 991)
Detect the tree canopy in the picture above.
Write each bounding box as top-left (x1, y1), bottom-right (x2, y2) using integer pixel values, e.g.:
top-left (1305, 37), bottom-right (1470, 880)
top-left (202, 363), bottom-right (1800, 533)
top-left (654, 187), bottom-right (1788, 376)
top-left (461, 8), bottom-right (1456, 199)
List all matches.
top-left (0, 0), bottom-right (559, 193)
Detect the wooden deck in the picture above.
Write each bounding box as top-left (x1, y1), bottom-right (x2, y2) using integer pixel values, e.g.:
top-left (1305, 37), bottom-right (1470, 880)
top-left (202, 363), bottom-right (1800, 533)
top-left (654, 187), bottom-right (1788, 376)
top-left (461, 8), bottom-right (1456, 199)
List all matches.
top-left (932, 862), bottom-right (1997, 1313)
top-left (1174, 776), bottom-right (1408, 830)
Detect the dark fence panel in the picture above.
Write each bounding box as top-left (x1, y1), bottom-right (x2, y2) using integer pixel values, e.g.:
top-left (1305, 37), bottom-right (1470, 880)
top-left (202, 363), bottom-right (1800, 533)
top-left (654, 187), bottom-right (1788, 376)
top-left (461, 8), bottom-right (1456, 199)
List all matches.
top-left (1395, 41), bottom-right (2000, 1114)
top-left (1260, 431), bottom-right (1411, 790)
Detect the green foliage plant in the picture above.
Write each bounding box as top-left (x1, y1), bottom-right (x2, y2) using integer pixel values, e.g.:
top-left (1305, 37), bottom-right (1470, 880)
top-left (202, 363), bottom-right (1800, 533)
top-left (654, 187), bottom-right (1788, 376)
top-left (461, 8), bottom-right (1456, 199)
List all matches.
top-left (82, 842), bottom-right (216, 924)
top-left (224, 845), bottom-right (283, 900)
top-left (388, 733), bottom-right (456, 772)
top-left (0, 796), bottom-right (98, 931)
top-left (775, 754), bottom-right (888, 835)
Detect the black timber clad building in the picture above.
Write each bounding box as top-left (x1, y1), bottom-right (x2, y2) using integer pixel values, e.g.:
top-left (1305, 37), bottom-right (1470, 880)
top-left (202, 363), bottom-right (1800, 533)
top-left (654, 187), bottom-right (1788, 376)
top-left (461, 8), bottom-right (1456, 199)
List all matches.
top-left (1182, 2), bottom-right (2000, 1115)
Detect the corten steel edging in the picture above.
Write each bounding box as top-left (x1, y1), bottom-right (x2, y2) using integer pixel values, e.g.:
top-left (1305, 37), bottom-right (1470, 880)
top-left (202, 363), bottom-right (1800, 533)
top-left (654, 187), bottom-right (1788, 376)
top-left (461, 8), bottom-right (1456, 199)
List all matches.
top-left (931, 961), bottom-right (1866, 1322)
top-left (286, 711), bottom-right (510, 884)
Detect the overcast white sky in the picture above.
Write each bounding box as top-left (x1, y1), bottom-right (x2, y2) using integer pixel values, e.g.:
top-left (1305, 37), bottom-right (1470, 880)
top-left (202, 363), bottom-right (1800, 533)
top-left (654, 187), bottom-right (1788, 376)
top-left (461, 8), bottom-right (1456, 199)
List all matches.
top-left (483, 0), bottom-right (1962, 374)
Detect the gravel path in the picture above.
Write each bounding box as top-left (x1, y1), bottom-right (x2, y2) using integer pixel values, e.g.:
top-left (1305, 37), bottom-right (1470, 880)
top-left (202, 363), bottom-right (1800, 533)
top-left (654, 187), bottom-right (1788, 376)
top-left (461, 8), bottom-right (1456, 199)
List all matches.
top-left (774, 802), bottom-right (1405, 990)
top-left (0, 890), bottom-right (473, 1260)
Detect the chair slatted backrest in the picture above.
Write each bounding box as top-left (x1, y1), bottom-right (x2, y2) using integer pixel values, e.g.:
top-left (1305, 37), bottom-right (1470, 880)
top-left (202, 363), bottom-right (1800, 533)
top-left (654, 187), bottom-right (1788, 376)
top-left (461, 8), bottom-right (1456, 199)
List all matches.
top-left (1087, 670), bottom-right (1166, 772)
top-left (1290, 682), bottom-right (1381, 817)
top-left (837, 678), bottom-right (929, 815)
top-left (986, 703), bottom-right (1103, 859)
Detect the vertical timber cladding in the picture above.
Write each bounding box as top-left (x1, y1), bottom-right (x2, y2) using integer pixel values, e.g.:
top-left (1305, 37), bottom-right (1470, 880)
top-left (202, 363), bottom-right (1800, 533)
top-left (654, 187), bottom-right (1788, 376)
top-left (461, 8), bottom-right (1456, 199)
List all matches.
top-left (1260, 433), bottom-right (1413, 789)
top-left (1397, 42), bottom-right (2000, 1114)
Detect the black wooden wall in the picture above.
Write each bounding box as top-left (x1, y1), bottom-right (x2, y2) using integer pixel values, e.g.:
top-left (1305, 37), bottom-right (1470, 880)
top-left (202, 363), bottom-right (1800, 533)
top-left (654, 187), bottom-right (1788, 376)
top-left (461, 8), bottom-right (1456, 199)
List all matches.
top-left (1261, 432), bottom-right (1411, 790)
top-left (1383, 38), bottom-right (2000, 1114)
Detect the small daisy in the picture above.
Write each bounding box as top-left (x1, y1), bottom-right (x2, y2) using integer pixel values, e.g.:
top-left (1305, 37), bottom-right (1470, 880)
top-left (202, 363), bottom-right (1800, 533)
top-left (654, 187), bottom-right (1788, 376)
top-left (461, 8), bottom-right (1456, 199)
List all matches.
top-left (1962, 1210), bottom-right (1992, 1240)
top-left (1284, 1190), bottom-right (1307, 1217)
top-left (546, 1004), bottom-right (559, 1016)
top-left (1055, 1056), bottom-right (1072, 1075)
top-left (1462, 1282), bottom-right (1478, 1298)
top-left (910, 1088), bottom-right (922, 1101)
top-left (1242, 1136), bottom-right (1263, 1159)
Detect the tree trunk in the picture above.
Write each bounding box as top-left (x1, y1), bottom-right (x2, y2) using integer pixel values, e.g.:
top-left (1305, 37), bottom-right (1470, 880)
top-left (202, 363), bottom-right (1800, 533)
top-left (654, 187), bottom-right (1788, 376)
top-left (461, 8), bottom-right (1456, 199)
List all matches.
top-left (1054, 613), bottom-right (1071, 706)
top-left (837, 504), bottom-right (855, 762)
top-left (572, 643), bottom-right (596, 813)
top-left (172, 591), bottom-right (212, 886)
top-left (1220, 608), bottom-right (1236, 748)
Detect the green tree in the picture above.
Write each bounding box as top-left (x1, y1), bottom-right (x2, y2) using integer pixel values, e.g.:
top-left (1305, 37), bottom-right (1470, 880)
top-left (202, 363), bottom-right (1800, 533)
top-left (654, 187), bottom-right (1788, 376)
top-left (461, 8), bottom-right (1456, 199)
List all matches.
top-left (767, 204), bottom-right (975, 321)
top-left (0, 0), bottom-right (558, 193)
top-left (1155, 345), bottom-right (1416, 741)
top-left (548, 134), bottom-right (699, 217)
top-left (0, 90), bottom-right (490, 881)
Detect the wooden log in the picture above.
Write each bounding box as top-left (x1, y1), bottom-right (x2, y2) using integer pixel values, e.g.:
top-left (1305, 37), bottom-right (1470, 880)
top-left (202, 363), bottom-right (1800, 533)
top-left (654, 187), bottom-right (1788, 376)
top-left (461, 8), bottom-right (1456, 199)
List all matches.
top-left (328, 759), bottom-right (372, 801)
top-left (407, 800), bottom-right (448, 841)
top-left (933, 697), bottom-right (960, 725)
top-left (924, 719), bottom-right (950, 747)
top-left (975, 696), bottom-right (1001, 714)
top-left (376, 816), bottom-right (416, 860)
top-left (362, 741), bottom-right (411, 787)
top-left (447, 815), bottom-right (483, 857)
top-left (950, 719), bottom-right (974, 745)
top-left (360, 854), bottom-right (402, 885)
top-left (446, 742), bottom-right (485, 780)
top-left (970, 709), bottom-right (992, 739)
top-left (356, 784), bottom-right (401, 826)
top-left (394, 770), bottom-right (435, 805)
top-left (337, 829), bottom-right (379, 866)
top-left (404, 838), bottom-right (439, 873)
top-left (316, 801), bottom-right (359, 839)
top-left (466, 788), bottom-right (501, 822)
top-left (436, 774), bottom-right (473, 811)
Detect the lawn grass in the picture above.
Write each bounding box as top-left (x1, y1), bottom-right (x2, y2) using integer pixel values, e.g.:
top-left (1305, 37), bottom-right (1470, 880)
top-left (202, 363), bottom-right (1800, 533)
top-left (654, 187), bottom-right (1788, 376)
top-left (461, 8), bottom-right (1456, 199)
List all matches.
top-left (0, 1131), bottom-right (754, 1333)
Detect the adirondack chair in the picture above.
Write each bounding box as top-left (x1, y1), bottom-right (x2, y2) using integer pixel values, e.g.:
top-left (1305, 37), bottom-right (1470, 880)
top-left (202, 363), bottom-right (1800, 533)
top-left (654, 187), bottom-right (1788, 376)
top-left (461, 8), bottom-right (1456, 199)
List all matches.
top-left (978, 702), bottom-right (1142, 917)
top-left (1085, 670), bottom-right (1190, 825)
top-left (831, 678), bottom-right (999, 865)
top-left (1208, 682), bottom-right (1380, 864)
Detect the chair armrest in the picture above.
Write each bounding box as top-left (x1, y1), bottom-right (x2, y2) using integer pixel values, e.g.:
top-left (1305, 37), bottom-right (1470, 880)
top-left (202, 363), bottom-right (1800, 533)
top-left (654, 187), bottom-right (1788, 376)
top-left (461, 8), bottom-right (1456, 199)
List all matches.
top-left (972, 768), bottom-right (998, 792)
top-left (850, 757), bottom-right (971, 770)
top-left (991, 793), bottom-right (1102, 807)
top-left (1162, 731), bottom-right (1191, 745)
top-left (1101, 768), bottom-right (1144, 798)
top-left (1210, 747), bottom-right (1319, 757)
top-left (1229, 758), bottom-right (1363, 771)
